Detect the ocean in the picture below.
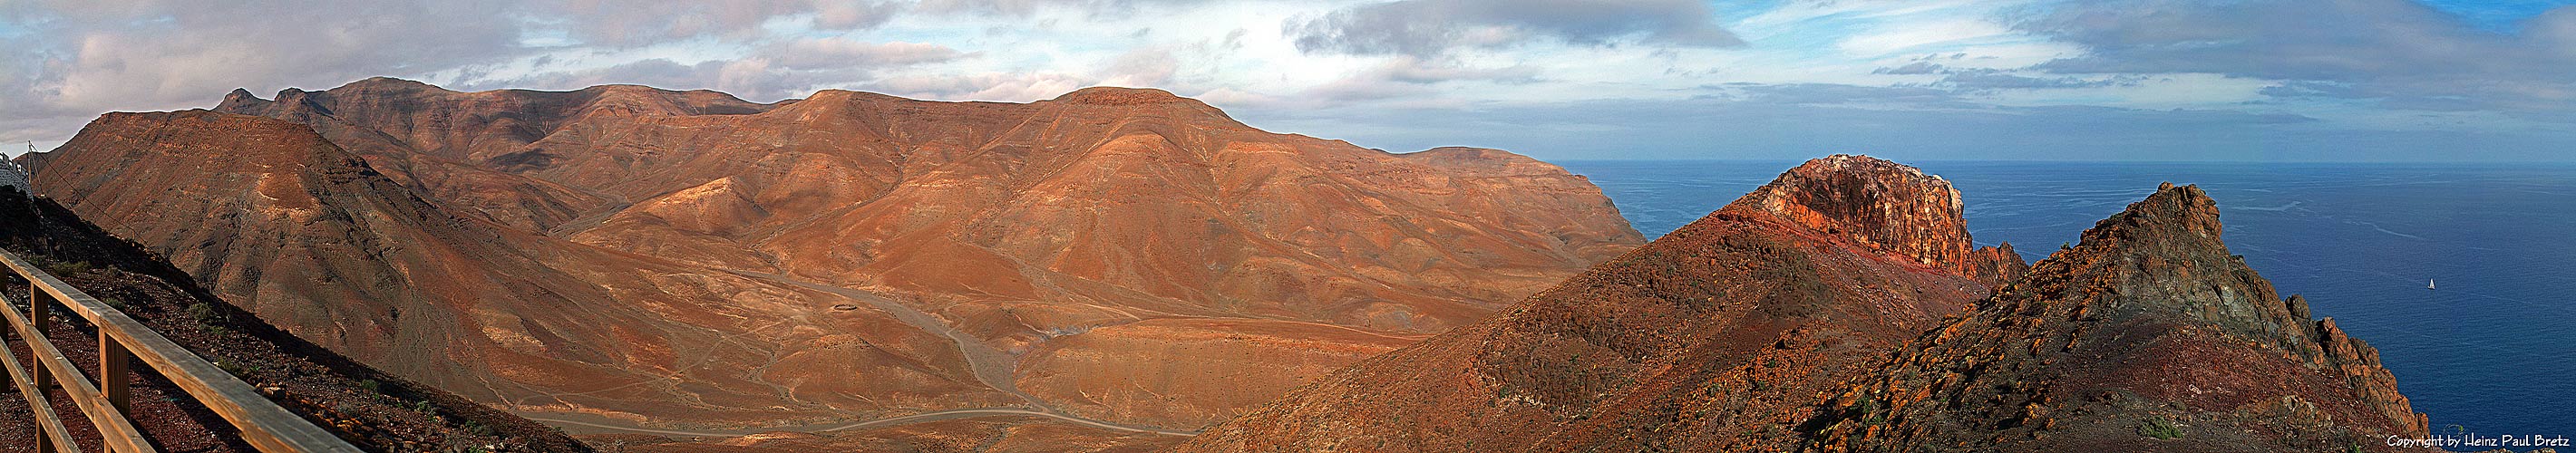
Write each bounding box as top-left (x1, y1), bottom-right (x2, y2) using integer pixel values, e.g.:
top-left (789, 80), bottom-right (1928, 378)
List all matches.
top-left (1560, 159), bottom-right (2576, 448)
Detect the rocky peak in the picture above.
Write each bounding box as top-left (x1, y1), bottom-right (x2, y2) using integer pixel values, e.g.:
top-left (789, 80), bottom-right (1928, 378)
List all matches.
top-left (1808, 183), bottom-right (2426, 452)
top-left (221, 88), bottom-right (266, 107)
top-left (1725, 154), bottom-right (2024, 284)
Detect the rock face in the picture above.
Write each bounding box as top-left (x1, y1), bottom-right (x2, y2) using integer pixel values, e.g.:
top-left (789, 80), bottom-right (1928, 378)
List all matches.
top-left (1735, 155), bottom-right (2026, 287)
top-left (1806, 184), bottom-right (2428, 452)
top-left (27, 78), bottom-right (1643, 431)
top-left (1182, 155), bottom-right (2019, 451)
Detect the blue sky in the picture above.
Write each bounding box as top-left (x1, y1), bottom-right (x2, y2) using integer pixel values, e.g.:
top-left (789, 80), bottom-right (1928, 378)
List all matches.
top-left (3, 0), bottom-right (2572, 162)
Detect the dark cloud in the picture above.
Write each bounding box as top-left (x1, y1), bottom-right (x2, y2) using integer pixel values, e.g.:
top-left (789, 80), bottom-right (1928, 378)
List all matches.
top-left (2021, 0), bottom-right (2576, 114)
top-left (1287, 0), bottom-right (1741, 56)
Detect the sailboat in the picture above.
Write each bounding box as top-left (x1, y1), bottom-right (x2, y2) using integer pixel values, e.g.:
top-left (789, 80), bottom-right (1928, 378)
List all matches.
top-left (2427, 279), bottom-right (2436, 290)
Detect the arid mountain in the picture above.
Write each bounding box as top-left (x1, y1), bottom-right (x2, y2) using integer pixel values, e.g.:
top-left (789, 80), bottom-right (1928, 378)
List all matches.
top-left (1805, 183), bottom-right (2427, 452)
top-left (24, 78), bottom-right (1642, 435)
top-left (1183, 155), bottom-right (2025, 451)
top-left (33, 110), bottom-right (1003, 429)
top-left (0, 186), bottom-right (588, 451)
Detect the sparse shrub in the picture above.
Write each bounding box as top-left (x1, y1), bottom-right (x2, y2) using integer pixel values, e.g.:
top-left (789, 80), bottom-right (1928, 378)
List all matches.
top-left (188, 303), bottom-right (223, 324)
top-left (2138, 416), bottom-right (2183, 439)
top-left (357, 379), bottom-right (382, 393)
top-left (43, 260), bottom-right (89, 276)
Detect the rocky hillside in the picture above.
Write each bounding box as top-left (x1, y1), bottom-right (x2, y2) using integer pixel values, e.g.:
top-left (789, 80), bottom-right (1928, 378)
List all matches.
top-left (1183, 155), bottom-right (2023, 451)
top-left (1186, 158), bottom-right (2428, 453)
top-left (0, 186), bottom-right (589, 451)
top-left (1804, 183), bottom-right (2427, 452)
top-left (22, 78), bottom-right (1643, 436)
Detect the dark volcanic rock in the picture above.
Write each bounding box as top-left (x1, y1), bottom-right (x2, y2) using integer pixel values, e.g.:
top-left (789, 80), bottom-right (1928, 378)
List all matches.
top-left (1805, 184), bottom-right (2427, 452)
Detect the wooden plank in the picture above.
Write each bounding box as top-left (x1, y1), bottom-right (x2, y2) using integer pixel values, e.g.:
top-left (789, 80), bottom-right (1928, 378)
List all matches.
top-left (0, 294), bottom-right (154, 453)
top-left (0, 251), bottom-right (361, 453)
top-left (2, 343), bottom-right (84, 453)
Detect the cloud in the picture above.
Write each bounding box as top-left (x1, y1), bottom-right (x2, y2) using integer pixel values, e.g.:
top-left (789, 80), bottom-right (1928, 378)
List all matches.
top-left (762, 38), bottom-right (967, 70)
top-left (462, 38), bottom-right (968, 101)
top-left (5, 0), bottom-right (524, 114)
top-left (546, 0), bottom-right (903, 46)
top-left (865, 72), bottom-right (1095, 101)
top-left (1304, 56), bottom-right (1540, 102)
top-left (2020, 0), bottom-right (2576, 114)
top-left (1287, 0), bottom-right (1741, 56)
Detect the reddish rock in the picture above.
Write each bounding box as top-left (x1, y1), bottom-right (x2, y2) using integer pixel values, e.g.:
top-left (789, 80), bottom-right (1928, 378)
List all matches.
top-left (1734, 154), bottom-right (2027, 287)
top-left (1807, 184), bottom-right (2429, 452)
top-left (1182, 155), bottom-right (2016, 452)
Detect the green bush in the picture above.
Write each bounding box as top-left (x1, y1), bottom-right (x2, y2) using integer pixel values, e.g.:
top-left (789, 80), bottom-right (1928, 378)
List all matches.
top-left (42, 260), bottom-right (89, 276)
top-left (2138, 416), bottom-right (2184, 439)
top-left (187, 303), bottom-right (223, 324)
top-left (357, 379), bottom-right (383, 393)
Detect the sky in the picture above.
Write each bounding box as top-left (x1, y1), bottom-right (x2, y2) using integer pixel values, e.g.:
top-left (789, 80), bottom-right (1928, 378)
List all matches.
top-left (2, 0), bottom-right (2572, 162)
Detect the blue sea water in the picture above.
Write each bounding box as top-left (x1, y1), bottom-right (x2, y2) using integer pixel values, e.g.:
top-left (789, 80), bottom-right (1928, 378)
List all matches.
top-left (1560, 159), bottom-right (2576, 448)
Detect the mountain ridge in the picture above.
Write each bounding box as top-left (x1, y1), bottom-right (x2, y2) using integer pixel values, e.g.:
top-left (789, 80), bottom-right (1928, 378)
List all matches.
top-left (26, 78), bottom-right (1646, 441)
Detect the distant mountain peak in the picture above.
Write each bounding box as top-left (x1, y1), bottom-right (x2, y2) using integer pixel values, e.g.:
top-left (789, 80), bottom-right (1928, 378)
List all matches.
top-left (1049, 86), bottom-right (1191, 105)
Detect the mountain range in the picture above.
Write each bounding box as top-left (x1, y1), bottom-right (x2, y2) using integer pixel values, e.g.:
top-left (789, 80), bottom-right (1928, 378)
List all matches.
top-left (9, 80), bottom-right (2456, 452)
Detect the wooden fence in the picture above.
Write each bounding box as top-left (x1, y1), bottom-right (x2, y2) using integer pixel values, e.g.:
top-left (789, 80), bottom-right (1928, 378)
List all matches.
top-left (0, 250), bottom-right (360, 452)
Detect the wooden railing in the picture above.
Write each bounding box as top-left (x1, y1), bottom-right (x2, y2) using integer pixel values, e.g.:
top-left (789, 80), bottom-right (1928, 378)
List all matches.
top-left (0, 250), bottom-right (360, 452)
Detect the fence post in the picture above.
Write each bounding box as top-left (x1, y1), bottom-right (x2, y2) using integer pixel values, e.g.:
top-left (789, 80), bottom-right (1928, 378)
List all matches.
top-left (27, 285), bottom-right (47, 392)
top-left (102, 330), bottom-right (131, 415)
